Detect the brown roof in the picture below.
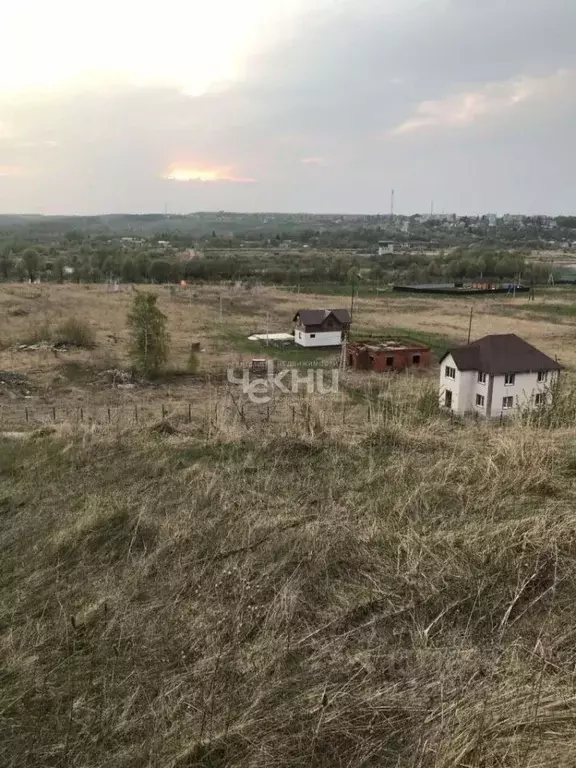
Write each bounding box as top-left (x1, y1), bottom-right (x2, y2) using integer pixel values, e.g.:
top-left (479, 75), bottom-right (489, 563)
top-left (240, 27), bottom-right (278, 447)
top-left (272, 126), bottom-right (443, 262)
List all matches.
top-left (293, 309), bottom-right (351, 326)
top-left (442, 334), bottom-right (561, 375)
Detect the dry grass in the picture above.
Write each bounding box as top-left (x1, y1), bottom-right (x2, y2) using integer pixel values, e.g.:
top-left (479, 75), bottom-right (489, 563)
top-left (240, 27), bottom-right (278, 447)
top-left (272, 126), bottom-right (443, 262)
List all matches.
top-left (2, 401), bottom-right (576, 766)
top-left (2, 282), bottom-right (576, 766)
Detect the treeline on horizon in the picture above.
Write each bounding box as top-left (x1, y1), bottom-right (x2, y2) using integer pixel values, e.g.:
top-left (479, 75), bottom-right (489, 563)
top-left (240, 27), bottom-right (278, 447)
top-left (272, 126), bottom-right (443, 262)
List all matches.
top-left (0, 237), bottom-right (550, 287)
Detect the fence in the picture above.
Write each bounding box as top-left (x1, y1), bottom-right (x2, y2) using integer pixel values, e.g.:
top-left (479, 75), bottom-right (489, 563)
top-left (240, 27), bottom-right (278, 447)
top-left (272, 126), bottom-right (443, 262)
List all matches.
top-left (0, 391), bottom-right (421, 437)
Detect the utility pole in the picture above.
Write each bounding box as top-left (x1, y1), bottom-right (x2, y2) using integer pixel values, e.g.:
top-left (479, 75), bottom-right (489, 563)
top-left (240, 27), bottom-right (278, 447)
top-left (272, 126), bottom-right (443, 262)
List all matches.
top-left (219, 294), bottom-right (223, 321)
top-left (390, 188), bottom-right (395, 220)
top-left (467, 306), bottom-right (474, 344)
top-left (350, 276), bottom-right (356, 323)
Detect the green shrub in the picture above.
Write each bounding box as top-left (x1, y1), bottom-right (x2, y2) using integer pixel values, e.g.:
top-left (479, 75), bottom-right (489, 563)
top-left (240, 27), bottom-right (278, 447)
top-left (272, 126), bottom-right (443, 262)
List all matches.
top-left (127, 292), bottom-right (169, 377)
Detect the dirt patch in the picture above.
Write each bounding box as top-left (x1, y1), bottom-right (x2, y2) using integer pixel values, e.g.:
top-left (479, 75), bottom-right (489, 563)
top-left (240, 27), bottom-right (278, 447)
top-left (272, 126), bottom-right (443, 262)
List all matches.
top-left (94, 369), bottom-right (137, 388)
top-left (0, 372), bottom-right (32, 399)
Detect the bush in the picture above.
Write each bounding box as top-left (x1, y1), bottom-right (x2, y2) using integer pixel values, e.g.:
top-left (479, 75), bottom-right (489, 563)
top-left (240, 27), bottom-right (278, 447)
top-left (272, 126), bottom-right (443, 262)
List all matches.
top-left (54, 317), bottom-right (96, 348)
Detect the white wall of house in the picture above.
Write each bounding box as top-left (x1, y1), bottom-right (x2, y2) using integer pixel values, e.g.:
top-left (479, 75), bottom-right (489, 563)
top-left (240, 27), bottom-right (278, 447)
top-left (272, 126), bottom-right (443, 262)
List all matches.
top-left (490, 370), bottom-right (558, 417)
top-left (295, 329), bottom-right (343, 347)
top-left (439, 355), bottom-right (559, 417)
top-left (439, 354), bottom-right (476, 414)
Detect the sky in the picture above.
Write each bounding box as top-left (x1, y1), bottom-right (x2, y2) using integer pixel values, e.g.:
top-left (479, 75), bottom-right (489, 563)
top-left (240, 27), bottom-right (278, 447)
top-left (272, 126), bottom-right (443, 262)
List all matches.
top-left (0, 0), bottom-right (575, 215)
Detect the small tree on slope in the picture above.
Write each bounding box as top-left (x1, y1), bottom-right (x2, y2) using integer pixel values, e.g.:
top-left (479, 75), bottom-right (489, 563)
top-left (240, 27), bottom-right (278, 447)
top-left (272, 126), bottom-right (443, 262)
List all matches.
top-left (127, 292), bottom-right (169, 377)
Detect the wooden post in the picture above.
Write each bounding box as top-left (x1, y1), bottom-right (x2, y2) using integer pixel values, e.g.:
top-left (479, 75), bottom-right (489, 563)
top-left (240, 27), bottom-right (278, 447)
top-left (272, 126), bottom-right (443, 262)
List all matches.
top-left (108, 407), bottom-right (111, 423)
top-left (134, 405), bottom-right (138, 423)
top-left (52, 407), bottom-right (56, 421)
top-left (25, 407), bottom-right (29, 423)
top-left (80, 407), bottom-right (84, 422)
top-left (162, 404), bottom-right (166, 419)
top-left (188, 403), bottom-right (192, 423)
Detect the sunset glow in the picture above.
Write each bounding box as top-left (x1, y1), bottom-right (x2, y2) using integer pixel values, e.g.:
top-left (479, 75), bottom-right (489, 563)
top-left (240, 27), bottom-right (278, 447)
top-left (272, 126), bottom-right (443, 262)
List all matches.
top-left (163, 165), bottom-right (255, 183)
top-left (0, 165), bottom-right (23, 177)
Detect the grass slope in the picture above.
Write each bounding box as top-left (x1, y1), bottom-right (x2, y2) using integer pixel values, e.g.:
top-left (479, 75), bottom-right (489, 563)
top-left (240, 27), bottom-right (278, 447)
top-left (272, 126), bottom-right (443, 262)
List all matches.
top-left (2, 415), bottom-right (576, 767)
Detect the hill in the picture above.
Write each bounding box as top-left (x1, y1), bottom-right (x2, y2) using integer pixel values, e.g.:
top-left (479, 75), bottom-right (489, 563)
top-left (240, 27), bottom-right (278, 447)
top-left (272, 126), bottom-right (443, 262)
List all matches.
top-left (2, 409), bottom-right (576, 767)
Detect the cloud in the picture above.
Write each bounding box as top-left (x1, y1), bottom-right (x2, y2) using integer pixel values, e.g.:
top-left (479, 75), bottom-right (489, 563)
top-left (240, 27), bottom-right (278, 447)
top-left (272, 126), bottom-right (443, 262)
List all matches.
top-left (391, 70), bottom-right (572, 135)
top-left (1, 0), bottom-right (576, 213)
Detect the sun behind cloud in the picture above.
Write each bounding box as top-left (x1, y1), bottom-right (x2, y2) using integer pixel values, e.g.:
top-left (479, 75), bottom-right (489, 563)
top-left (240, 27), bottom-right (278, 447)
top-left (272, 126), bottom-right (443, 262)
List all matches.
top-left (162, 164), bottom-right (255, 183)
top-left (0, 165), bottom-right (24, 177)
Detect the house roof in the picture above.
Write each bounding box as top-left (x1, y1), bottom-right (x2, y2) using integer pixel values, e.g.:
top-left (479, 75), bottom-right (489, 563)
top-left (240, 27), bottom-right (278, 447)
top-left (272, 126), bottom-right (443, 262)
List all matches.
top-left (441, 334), bottom-right (561, 375)
top-left (293, 308), bottom-right (351, 326)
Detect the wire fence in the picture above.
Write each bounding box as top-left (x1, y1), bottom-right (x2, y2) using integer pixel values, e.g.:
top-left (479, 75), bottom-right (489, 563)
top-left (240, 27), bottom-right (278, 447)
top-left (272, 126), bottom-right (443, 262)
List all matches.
top-left (0, 393), bottom-right (403, 436)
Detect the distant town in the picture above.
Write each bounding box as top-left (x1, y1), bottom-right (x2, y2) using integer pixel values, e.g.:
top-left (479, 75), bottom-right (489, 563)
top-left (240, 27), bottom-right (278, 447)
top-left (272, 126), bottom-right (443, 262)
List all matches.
top-left (1, 211), bottom-right (576, 288)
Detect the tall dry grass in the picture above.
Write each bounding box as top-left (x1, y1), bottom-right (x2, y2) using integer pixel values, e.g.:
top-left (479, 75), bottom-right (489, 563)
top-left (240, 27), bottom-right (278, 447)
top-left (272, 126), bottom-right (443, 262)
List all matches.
top-left (2, 396), bottom-right (576, 766)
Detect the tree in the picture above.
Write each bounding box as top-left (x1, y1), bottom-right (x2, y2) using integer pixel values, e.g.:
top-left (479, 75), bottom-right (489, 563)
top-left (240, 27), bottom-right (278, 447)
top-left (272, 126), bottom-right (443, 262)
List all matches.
top-left (127, 293), bottom-right (169, 377)
top-left (149, 260), bottom-right (174, 284)
top-left (22, 248), bottom-right (41, 281)
top-left (53, 256), bottom-right (67, 283)
top-left (121, 257), bottom-right (139, 283)
top-left (0, 250), bottom-right (13, 280)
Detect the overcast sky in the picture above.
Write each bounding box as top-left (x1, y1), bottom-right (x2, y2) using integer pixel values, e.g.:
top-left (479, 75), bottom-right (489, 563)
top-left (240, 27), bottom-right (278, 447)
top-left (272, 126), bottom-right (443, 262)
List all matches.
top-left (1, 0), bottom-right (574, 215)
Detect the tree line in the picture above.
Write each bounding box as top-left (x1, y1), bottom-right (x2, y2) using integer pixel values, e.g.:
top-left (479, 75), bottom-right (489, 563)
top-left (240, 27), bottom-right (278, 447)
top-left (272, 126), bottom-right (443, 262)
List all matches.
top-left (0, 243), bottom-right (550, 287)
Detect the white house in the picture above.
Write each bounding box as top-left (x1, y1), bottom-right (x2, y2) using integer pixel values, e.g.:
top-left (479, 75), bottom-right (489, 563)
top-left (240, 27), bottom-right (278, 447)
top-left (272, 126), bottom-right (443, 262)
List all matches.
top-left (292, 309), bottom-right (351, 348)
top-left (378, 241), bottom-right (395, 256)
top-left (439, 334), bottom-right (561, 418)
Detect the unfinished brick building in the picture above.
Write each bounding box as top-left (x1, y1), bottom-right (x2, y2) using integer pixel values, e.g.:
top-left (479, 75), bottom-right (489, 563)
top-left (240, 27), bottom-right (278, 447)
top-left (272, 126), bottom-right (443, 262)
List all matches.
top-left (346, 339), bottom-right (431, 373)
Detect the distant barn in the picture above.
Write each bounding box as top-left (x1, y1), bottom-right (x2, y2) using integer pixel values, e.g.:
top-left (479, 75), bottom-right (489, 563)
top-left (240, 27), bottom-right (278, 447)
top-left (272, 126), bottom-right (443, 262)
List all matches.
top-left (392, 282), bottom-right (529, 296)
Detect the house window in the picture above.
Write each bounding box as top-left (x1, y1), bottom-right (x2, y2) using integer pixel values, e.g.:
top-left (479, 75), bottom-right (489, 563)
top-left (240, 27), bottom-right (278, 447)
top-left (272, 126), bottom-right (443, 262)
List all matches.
top-left (386, 356), bottom-right (394, 366)
top-left (445, 366), bottom-right (456, 379)
top-left (537, 371), bottom-right (547, 383)
top-left (504, 373), bottom-right (515, 386)
top-left (476, 394), bottom-right (485, 407)
top-left (502, 396), bottom-right (513, 410)
top-left (412, 354), bottom-right (421, 365)
top-left (478, 372), bottom-right (487, 384)
top-left (535, 393), bottom-right (545, 405)
top-left (310, 334), bottom-right (316, 338)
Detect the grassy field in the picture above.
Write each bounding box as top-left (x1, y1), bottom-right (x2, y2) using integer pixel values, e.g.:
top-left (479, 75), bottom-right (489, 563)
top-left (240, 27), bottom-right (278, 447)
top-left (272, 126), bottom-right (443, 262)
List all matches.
top-left (3, 282), bottom-right (576, 766)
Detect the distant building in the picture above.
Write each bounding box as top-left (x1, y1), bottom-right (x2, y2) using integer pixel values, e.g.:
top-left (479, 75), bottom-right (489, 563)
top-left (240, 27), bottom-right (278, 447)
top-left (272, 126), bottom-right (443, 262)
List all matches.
top-left (439, 334), bottom-right (561, 418)
top-left (292, 309), bottom-right (351, 348)
top-left (347, 339), bottom-right (431, 373)
top-left (378, 241), bottom-right (395, 256)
